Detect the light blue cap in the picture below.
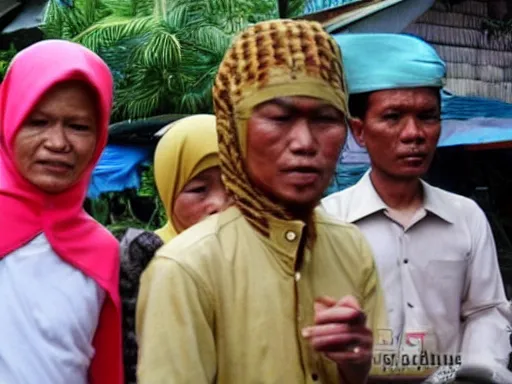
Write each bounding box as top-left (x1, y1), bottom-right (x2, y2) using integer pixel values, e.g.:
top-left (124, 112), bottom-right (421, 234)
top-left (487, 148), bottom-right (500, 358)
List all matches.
top-left (333, 33), bottom-right (446, 95)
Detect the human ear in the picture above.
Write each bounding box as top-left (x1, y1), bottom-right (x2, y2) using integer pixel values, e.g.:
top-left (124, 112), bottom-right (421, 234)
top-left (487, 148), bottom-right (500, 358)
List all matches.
top-left (349, 117), bottom-right (365, 147)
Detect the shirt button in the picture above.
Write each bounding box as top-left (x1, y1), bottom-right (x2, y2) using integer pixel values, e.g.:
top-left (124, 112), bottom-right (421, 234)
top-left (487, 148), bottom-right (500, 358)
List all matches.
top-left (285, 230), bottom-right (297, 241)
top-left (403, 259), bottom-right (409, 264)
top-left (295, 272), bottom-right (301, 281)
top-left (312, 373), bottom-right (319, 381)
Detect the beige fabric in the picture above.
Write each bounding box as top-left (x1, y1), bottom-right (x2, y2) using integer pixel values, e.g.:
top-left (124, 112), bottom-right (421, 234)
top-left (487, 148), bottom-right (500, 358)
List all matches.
top-left (136, 206), bottom-right (388, 383)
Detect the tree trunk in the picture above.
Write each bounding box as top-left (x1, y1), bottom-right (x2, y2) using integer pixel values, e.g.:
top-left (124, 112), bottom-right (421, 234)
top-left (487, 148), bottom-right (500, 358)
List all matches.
top-left (278, 0), bottom-right (289, 18)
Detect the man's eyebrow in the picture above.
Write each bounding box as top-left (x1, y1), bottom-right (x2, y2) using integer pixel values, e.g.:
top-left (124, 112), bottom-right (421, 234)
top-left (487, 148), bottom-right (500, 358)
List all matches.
top-left (258, 98), bottom-right (294, 109)
top-left (258, 98), bottom-right (339, 111)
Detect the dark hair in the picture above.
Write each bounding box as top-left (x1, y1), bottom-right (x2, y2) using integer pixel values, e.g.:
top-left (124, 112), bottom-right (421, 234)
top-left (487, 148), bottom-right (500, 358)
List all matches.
top-left (348, 88), bottom-right (442, 120)
top-left (348, 92), bottom-right (371, 120)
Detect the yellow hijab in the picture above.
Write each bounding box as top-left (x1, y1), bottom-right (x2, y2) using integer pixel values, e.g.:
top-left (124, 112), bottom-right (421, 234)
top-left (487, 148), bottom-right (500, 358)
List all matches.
top-left (153, 114), bottom-right (219, 243)
top-left (212, 19), bottom-right (349, 237)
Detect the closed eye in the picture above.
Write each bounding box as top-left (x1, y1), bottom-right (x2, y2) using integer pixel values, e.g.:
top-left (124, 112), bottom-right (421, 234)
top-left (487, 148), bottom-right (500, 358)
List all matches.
top-left (270, 114), bottom-right (292, 122)
top-left (69, 124), bottom-right (90, 131)
top-left (382, 112), bottom-right (400, 120)
top-left (187, 186), bottom-right (207, 194)
top-left (29, 119), bottom-right (48, 127)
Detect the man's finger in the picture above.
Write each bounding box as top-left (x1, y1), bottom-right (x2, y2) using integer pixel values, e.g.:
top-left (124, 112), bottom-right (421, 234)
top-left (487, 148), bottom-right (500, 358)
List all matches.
top-left (315, 296), bottom-right (337, 307)
top-left (314, 296), bottom-right (337, 313)
top-left (324, 350), bottom-right (372, 364)
top-left (337, 295), bottom-right (361, 311)
top-left (315, 306), bottom-right (367, 325)
top-left (308, 333), bottom-right (372, 352)
top-left (302, 323), bottom-right (353, 338)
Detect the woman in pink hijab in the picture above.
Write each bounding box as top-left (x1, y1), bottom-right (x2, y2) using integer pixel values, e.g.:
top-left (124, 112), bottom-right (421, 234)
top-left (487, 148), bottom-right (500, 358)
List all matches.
top-left (0, 40), bottom-right (122, 384)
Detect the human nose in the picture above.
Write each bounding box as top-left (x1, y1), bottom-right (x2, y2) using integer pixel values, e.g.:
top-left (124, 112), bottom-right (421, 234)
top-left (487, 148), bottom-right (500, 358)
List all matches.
top-left (44, 124), bottom-right (70, 152)
top-left (400, 116), bottom-right (426, 144)
top-left (289, 119), bottom-right (317, 156)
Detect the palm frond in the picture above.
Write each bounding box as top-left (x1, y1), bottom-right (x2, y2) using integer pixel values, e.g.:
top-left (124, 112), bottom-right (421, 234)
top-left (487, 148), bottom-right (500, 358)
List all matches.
top-left (41, 0), bottom-right (65, 38)
top-left (162, 2), bottom-right (193, 29)
top-left (131, 22), bottom-right (182, 68)
top-left (41, 0), bottom-right (112, 39)
top-left (101, 0), bottom-right (154, 17)
top-left (73, 15), bottom-right (155, 51)
top-left (183, 24), bottom-right (233, 56)
top-left (179, 67), bottom-right (217, 113)
top-left (82, 0), bottom-right (112, 24)
top-left (113, 63), bottom-right (177, 119)
top-left (42, 0), bottom-right (87, 39)
top-left (97, 37), bottom-right (143, 83)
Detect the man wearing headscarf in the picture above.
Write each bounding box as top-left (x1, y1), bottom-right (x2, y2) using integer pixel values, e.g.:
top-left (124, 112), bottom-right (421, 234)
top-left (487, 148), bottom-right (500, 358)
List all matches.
top-left (136, 20), bottom-right (388, 384)
top-left (322, 33), bottom-right (512, 380)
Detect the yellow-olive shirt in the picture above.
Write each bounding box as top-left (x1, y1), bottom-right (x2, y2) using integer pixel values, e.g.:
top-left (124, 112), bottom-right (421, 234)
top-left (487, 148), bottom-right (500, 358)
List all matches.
top-left (136, 206), bottom-right (388, 384)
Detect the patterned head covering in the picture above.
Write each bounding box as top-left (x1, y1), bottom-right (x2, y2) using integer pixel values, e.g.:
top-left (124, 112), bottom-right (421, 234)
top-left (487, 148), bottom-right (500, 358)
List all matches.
top-left (213, 19), bottom-right (349, 236)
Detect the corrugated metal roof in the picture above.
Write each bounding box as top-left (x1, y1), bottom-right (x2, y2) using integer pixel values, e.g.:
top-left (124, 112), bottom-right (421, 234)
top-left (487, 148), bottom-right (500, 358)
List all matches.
top-left (404, 0), bottom-right (512, 103)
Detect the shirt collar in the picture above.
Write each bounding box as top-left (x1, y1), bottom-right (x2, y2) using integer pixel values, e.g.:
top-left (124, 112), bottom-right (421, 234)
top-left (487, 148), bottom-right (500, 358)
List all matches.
top-left (420, 179), bottom-right (456, 224)
top-left (345, 170), bottom-right (387, 223)
top-left (345, 169), bottom-right (455, 224)
top-left (238, 209), bottom-right (306, 275)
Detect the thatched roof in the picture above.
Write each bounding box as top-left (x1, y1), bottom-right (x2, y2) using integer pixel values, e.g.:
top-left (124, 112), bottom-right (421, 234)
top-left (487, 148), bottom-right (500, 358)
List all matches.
top-left (403, 0), bottom-right (512, 103)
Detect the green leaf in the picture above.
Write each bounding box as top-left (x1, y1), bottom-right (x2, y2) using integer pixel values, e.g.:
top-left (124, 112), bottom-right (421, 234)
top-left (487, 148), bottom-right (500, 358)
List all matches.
top-left (131, 23), bottom-right (181, 68)
top-left (74, 15), bottom-right (156, 52)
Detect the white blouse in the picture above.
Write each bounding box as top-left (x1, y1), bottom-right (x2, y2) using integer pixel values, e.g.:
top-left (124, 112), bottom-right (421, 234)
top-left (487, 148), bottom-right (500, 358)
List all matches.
top-left (0, 233), bottom-right (105, 384)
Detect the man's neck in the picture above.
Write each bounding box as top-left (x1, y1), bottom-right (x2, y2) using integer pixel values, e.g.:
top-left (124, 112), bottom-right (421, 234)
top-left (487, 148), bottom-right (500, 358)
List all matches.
top-left (287, 205), bottom-right (315, 223)
top-left (369, 169), bottom-right (423, 212)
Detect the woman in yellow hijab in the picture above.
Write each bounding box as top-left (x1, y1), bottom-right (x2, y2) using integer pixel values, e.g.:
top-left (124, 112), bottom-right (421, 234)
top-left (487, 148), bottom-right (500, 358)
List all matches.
top-left (119, 114), bottom-right (230, 384)
top-left (153, 114), bottom-right (229, 242)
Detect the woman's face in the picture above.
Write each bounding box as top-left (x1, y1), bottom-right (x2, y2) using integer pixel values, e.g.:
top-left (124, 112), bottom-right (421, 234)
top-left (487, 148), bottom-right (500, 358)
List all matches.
top-left (172, 166), bottom-right (231, 232)
top-left (13, 81), bottom-right (99, 194)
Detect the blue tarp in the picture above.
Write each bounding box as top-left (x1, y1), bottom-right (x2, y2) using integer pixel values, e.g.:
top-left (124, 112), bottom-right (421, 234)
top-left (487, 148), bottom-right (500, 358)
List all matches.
top-left (439, 118), bottom-right (512, 147)
top-left (88, 144), bottom-right (152, 199)
top-left (324, 163), bottom-right (369, 196)
top-left (442, 90), bottom-right (512, 120)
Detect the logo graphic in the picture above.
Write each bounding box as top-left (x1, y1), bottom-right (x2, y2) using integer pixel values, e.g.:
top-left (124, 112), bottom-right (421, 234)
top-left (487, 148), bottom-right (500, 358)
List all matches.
top-left (376, 328), bottom-right (394, 346)
top-left (404, 331), bottom-right (427, 349)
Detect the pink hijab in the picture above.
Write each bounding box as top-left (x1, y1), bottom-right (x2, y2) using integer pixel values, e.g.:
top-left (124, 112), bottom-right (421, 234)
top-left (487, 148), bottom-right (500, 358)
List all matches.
top-left (0, 40), bottom-right (123, 384)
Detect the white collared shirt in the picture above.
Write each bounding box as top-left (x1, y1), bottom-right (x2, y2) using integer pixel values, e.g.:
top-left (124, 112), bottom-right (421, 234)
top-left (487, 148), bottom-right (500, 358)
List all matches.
top-left (322, 170), bottom-right (512, 370)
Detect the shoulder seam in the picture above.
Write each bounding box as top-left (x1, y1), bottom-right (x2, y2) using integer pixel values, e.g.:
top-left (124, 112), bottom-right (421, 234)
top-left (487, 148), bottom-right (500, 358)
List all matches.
top-left (155, 257), bottom-right (216, 308)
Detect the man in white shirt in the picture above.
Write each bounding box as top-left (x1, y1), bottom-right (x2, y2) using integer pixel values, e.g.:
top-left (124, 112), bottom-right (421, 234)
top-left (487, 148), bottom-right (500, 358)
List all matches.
top-left (322, 33), bottom-right (512, 379)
